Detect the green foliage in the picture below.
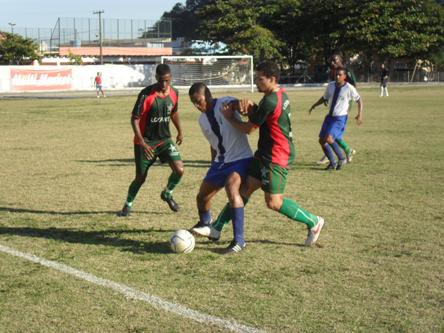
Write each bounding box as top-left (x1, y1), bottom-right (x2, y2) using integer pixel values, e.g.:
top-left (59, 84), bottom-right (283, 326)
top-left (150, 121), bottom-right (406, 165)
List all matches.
top-left (341, 0), bottom-right (444, 60)
top-left (68, 52), bottom-right (82, 65)
top-left (0, 31), bottom-right (40, 65)
top-left (197, 0), bottom-right (283, 61)
top-left (166, 0), bottom-right (444, 72)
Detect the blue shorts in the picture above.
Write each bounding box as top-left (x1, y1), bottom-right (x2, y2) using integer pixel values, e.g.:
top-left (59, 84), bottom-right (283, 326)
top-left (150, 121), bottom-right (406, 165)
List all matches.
top-left (319, 115), bottom-right (348, 140)
top-left (204, 157), bottom-right (252, 188)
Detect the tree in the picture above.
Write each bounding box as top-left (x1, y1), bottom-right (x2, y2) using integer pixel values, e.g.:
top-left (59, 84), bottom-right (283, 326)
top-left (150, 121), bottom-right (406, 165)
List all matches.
top-left (161, 0), bottom-right (211, 40)
top-left (197, 0), bottom-right (283, 61)
top-left (0, 32), bottom-right (40, 65)
top-left (341, 0), bottom-right (444, 62)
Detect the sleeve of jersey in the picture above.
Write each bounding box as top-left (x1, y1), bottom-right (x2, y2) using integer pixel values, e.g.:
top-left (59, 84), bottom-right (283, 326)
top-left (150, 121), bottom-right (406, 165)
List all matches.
top-left (171, 88), bottom-right (179, 113)
top-left (131, 91), bottom-right (147, 119)
top-left (249, 96), bottom-right (275, 127)
top-left (350, 86), bottom-right (361, 102)
top-left (322, 86), bottom-right (330, 101)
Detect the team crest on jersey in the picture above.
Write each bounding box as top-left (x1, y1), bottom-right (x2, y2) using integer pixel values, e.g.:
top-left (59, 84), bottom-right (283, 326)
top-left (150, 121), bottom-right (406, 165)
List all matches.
top-left (168, 144), bottom-right (179, 156)
top-left (167, 103), bottom-right (174, 113)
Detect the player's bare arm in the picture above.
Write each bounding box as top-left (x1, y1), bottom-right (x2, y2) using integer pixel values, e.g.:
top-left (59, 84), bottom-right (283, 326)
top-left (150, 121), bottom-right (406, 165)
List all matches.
top-left (131, 116), bottom-right (154, 159)
top-left (309, 97), bottom-right (327, 114)
top-left (221, 105), bottom-right (257, 134)
top-left (171, 111), bottom-right (183, 145)
top-left (355, 99), bottom-right (364, 126)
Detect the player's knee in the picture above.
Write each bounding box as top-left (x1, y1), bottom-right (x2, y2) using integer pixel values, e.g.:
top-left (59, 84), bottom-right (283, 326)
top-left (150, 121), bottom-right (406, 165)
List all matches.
top-left (265, 197), bottom-right (281, 211)
top-left (175, 166), bottom-right (184, 177)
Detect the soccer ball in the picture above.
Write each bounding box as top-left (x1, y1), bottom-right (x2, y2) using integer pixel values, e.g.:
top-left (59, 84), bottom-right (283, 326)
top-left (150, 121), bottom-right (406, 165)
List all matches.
top-left (170, 229), bottom-right (195, 254)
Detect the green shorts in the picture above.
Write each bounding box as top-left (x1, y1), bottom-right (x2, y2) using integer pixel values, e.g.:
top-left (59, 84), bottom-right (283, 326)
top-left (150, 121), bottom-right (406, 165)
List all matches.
top-left (134, 138), bottom-right (182, 174)
top-left (247, 157), bottom-right (288, 194)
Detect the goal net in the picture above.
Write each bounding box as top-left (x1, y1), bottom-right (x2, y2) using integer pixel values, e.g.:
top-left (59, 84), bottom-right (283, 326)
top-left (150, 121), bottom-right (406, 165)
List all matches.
top-left (161, 55), bottom-right (254, 91)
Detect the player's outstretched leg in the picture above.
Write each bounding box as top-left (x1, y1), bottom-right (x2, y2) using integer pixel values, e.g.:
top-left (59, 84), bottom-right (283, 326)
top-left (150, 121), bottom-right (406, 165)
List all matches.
top-left (278, 198), bottom-right (325, 246)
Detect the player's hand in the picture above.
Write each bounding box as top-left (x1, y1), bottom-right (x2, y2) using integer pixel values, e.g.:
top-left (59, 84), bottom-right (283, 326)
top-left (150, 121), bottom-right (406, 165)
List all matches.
top-left (308, 106), bottom-right (314, 114)
top-left (239, 99), bottom-right (254, 116)
top-left (142, 143), bottom-right (155, 160)
top-left (355, 114), bottom-right (363, 126)
top-left (176, 133), bottom-right (183, 145)
top-left (221, 103), bottom-right (234, 119)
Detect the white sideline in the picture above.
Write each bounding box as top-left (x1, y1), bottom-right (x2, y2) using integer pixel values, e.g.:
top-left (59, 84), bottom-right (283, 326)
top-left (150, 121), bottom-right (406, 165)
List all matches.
top-left (0, 244), bottom-right (267, 333)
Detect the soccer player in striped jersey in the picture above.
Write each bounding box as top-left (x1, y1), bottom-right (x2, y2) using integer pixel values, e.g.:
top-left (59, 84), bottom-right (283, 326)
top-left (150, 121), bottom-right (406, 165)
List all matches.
top-left (215, 61), bottom-right (325, 247)
top-left (117, 64), bottom-right (184, 216)
top-left (188, 83), bottom-right (253, 254)
top-left (309, 67), bottom-right (363, 170)
top-left (317, 53), bottom-right (357, 165)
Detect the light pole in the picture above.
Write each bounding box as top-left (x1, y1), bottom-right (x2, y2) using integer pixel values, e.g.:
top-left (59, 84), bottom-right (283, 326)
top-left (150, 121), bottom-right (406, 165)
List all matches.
top-left (8, 22), bottom-right (16, 35)
top-left (93, 10), bottom-right (104, 64)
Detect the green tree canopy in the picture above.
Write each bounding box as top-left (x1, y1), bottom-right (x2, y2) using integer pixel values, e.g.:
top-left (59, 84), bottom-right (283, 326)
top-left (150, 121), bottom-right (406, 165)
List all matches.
top-left (0, 32), bottom-right (40, 65)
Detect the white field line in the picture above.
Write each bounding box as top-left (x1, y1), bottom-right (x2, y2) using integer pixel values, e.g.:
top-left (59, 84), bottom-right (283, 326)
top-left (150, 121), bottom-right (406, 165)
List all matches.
top-left (0, 244), bottom-right (267, 333)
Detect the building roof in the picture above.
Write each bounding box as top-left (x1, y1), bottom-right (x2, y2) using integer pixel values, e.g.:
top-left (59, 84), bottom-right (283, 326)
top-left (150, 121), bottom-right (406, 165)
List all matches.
top-left (59, 46), bottom-right (172, 57)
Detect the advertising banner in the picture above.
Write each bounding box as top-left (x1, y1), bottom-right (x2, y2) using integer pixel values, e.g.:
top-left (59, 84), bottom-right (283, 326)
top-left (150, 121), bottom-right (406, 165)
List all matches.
top-left (10, 68), bottom-right (73, 91)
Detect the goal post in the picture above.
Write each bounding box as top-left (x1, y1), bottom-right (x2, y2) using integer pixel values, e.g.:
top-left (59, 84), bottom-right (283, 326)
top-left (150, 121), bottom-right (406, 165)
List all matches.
top-left (161, 55), bottom-right (254, 92)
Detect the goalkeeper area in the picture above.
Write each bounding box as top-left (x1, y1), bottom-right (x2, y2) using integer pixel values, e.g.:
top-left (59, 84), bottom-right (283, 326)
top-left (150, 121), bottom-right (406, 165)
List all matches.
top-left (161, 55), bottom-right (254, 91)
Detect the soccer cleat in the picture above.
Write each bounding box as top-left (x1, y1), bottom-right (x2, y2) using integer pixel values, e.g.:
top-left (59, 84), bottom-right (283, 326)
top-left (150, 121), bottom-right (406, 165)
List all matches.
top-left (305, 217), bottom-right (325, 246)
top-left (336, 159), bottom-right (346, 170)
top-left (116, 204), bottom-right (131, 217)
top-left (346, 149), bottom-right (356, 163)
top-left (192, 224), bottom-right (221, 241)
top-left (324, 163), bottom-right (337, 171)
top-left (316, 155), bottom-right (330, 165)
top-left (160, 191), bottom-right (180, 212)
top-left (222, 240), bottom-right (246, 254)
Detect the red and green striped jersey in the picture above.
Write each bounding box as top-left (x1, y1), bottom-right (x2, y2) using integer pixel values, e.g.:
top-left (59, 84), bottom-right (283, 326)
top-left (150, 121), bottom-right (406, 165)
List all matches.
top-left (132, 84), bottom-right (179, 144)
top-left (249, 88), bottom-right (295, 167)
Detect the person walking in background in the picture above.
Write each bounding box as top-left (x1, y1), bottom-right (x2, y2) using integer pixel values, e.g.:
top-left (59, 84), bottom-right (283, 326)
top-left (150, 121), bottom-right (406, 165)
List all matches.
top-left (94, 72), bottom-right (105, 98)
top-left (117, 64), bottom-right (184, 217)
top-left (380, 64), bottom-right (389, 97)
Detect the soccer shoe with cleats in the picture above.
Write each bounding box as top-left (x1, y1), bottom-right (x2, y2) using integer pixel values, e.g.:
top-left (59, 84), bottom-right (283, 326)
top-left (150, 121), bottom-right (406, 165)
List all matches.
top-left (116, 204), bottom-right (131, 217)
top-left (324, 163), bottom-right (337, 171)
top-left (160, 191), bottom-right (180, 212)
top-left (336, 159), bottom-right (346, 170)
top-left (191, 224), bottom-right (221, 241)
top-left (222, 240), bottom-right (246, 255)
top-left (305, 217), bottom-right (325, 246)
top-left (346, 149), bottom-right (356, 163)
top-left (316, 155), bottom-right (330, 165)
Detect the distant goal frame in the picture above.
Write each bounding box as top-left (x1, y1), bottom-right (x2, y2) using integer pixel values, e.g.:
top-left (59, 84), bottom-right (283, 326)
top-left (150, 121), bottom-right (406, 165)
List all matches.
top-left (161, 55), bottom-right (254, 92)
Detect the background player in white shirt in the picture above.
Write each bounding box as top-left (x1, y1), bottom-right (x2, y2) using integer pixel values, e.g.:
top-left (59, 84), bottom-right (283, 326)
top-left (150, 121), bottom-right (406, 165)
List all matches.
top-left (188, 82), bottom-right (253, 254)
top-left (309, 67), bottom-right (363, 170)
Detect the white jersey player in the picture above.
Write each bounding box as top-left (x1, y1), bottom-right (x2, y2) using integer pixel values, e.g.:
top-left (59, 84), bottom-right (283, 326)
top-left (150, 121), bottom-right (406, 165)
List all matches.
top-left (188, 82), bottom-right (253, 254)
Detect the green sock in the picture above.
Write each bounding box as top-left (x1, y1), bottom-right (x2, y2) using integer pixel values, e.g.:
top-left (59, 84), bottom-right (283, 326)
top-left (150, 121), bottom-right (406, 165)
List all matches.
top-left (336, 138), bottom-right (350, 155)
top-left (213, 196), bottom-right (249, 231)
top-left (165, 172), bottom-right (182, 197)
top-left (126, 180), bottom-right (142, 203)
top-left (278, 198), bottom-right (318, 229)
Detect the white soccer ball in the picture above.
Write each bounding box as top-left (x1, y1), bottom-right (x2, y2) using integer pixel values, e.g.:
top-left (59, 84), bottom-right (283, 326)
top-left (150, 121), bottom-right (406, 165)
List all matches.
top-left (170, 229), bottom-right (195, 254)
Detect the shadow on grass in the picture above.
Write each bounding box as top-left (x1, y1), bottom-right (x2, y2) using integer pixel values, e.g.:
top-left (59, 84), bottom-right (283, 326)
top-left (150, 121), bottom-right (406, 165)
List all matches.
top-left (0, 206), bottom-right (168, 216)
top-left (76, 159), bottom-right (211, 168)
top-left (0, 226), bottom-right (174, 254)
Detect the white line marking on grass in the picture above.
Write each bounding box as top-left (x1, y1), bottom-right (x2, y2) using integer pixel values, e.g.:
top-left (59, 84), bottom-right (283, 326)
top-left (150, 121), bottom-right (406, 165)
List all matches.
top-left (0, 244), bottom-right (267, 333)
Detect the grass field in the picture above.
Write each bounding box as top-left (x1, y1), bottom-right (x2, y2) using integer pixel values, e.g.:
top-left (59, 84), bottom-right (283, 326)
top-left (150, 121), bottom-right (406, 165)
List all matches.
top-left (0, 86), bottom-right (443, 333)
